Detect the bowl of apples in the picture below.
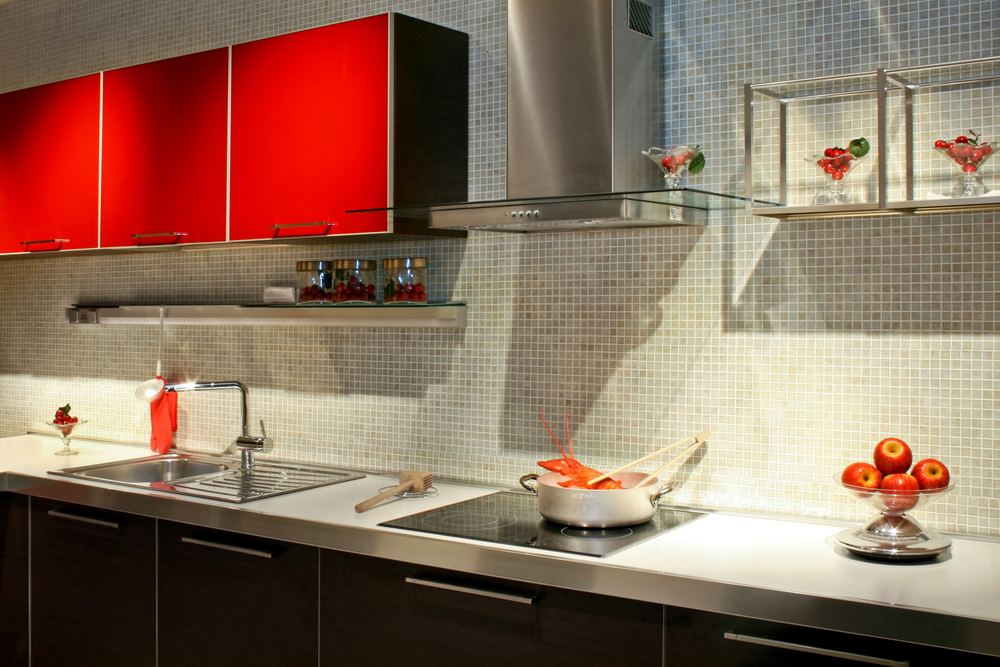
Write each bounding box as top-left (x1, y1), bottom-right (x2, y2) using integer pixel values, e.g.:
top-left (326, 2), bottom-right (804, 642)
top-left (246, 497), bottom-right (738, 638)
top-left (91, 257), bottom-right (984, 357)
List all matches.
top-left (835, 437), bottom-right (955, 560)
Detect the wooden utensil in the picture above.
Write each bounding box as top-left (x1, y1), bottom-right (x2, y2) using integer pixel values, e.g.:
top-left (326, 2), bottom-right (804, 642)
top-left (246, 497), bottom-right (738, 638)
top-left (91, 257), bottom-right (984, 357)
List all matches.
top-left (355, 470), bottom-right (433, 513)
top-left (635, 439), bottom-right (705, 488)
top-left (587, 430), bottom-right (710, 486)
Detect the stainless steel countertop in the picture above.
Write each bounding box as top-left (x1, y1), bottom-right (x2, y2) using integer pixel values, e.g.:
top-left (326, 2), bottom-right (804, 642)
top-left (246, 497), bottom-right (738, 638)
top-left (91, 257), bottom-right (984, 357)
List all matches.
top-left (3, 435), bottom-right (999, 658)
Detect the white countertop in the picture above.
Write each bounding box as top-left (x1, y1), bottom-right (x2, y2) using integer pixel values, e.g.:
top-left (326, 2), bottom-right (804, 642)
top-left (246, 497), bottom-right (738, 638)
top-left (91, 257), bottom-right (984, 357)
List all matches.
top-left (3, 434), bottom-right (999, 637)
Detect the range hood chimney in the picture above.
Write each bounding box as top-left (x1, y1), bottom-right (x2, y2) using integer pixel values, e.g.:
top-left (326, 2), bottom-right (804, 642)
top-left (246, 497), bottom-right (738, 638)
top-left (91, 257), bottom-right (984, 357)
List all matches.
top-left (429, 0), bottom-right (705, 233)
top-left (507, 0), bottom-right (660, 199)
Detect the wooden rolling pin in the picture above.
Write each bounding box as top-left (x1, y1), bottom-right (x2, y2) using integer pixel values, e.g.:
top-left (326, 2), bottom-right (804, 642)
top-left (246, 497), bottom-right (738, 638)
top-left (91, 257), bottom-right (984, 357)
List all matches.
top-left (355, 470), bottom-right (433, 513)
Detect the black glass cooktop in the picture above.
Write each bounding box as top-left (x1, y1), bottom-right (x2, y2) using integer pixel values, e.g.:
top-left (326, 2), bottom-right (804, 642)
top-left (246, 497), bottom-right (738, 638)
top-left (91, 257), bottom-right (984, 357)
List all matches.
top-left (380, 491), bottom-right (706, 558)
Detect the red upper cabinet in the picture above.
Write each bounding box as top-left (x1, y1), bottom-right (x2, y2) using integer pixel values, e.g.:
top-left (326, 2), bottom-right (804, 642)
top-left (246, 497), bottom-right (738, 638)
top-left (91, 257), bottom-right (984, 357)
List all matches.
top-left (230, 15), bottom-right (389, 240)
top-left (101, 48), bottom-right (229, 248)
top-left (230, 13), bottom-right (468, 241)
top-left (0, 74), bottom-right (100, 253)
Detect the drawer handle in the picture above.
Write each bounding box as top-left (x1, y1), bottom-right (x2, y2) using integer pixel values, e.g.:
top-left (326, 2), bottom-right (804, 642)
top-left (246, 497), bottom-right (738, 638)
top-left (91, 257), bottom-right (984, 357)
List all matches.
top-left (723, 633), bottom-right (909, 666)
top-left (21, 239), bottom-right (70, 246)
top-left (405, 577), bottom-right (537, 605)
top-left (46, 509), bottom-right (120, 529)
top-left (131, 232), bottom-right (188, 238)
top-left (181, 536), bottom-right (274, 559)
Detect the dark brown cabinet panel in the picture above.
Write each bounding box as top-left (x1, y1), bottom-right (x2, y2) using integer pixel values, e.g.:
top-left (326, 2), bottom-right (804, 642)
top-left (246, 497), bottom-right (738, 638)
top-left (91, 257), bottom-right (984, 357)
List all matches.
top-left (663, 606), bottom-right (1000, 666)
top-left (0, 493), bottom-right (28, 667)
top-left (157, 521), bottom-right (318, 667)
top-left (319, 549), bottom-right (662, 667)
top-left (30, 497), bottom-right (156, 667)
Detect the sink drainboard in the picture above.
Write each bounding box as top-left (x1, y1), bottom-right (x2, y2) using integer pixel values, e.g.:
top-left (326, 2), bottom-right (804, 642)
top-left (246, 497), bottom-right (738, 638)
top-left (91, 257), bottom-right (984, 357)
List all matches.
top-left (169, 462), bottom-right (365, 502)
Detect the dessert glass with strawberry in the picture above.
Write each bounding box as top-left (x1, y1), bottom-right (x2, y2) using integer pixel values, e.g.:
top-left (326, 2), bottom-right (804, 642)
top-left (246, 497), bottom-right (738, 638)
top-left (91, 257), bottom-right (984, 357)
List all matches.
top-left (46, 403), bottom-right (88, 456)
top-left (642, 145), bottom-right (705, 189)
top-left (932, 131), bottom-right (996, 197)
top-left (805, 137), bottom-right (870, 205)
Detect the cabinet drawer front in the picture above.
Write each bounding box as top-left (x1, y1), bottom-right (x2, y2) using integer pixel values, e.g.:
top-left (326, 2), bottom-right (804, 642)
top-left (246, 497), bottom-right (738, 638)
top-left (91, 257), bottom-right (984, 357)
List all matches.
top-left (665, 606), bottom-right (1000, 667)
top-left (158, 521), bottom-right (318, 667)
top-left (0, 494), bottom-right (29, 667)
top-left (30, 497), bottom-right (156, 667)
top-left (320, 549), bottom-right (662, 667)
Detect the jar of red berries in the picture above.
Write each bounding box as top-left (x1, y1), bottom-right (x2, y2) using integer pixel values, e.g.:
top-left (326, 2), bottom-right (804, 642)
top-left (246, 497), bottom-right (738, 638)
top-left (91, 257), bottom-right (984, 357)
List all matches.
top-left (295, 261), bottom-right (334, 304)
top-left (382, 258), bottom-right (427, 303)
top-left (332, 259), bottom-right (377, 304)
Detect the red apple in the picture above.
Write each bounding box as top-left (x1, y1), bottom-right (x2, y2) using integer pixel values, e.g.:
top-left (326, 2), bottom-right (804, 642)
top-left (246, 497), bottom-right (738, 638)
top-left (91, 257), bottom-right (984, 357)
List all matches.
top-left (873, 437), bottom-right (912, 475)
top-left (841, 462), bottom-right (883, 492)
top-left (910, 459), bottom-right (950, 490)
top-left (880, 473), bottom-right (920, 511)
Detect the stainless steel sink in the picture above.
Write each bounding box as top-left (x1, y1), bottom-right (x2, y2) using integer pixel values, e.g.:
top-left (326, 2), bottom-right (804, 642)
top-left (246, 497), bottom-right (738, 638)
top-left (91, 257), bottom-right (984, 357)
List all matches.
top-left (69, 456), bottom-right (231, 484)
top-left (50, 451), bottom-right (365, 503)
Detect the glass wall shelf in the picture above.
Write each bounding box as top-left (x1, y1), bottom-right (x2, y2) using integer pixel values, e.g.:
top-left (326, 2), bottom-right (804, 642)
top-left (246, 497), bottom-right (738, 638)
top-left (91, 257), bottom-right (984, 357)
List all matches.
top-left (65, 303), bottom-right (467, 328)
top-left (349, 188), bottom-right (780, 233)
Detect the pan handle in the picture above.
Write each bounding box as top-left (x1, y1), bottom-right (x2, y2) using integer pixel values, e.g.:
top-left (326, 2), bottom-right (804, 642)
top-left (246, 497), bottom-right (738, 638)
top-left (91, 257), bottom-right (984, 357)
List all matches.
top-left (519, 473), bottom-right (539, 494)
top-left (650, 482), bottom-right (674, 506)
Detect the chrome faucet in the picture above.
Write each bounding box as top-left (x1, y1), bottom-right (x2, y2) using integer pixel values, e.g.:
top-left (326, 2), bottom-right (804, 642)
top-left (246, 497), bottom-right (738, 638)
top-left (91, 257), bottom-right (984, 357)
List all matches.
top-left (164, 381), bottom-right (271, 469)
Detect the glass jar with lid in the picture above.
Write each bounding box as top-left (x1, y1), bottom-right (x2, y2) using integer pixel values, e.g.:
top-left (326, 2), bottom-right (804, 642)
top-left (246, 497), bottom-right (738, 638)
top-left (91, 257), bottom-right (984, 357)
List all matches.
top-left (382, 258), bottom-right (427, 303)
top-left (295, 261), bottom-right (334, 304)
top-left (332, 260), bottom-right (377, 304)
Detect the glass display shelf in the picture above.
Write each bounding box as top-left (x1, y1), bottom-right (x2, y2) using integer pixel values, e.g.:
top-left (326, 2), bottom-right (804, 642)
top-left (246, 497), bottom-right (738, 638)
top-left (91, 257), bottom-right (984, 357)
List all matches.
top-left (65, 302), bottom-right (467, 328)
top-left (348, 188), bottom-right (781, 233)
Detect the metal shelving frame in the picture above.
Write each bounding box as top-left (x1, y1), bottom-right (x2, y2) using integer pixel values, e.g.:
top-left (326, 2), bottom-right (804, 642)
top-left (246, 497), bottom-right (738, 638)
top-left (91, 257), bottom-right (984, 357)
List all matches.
top-left (745, 55), bottom-right (1000, 219)
top-left (883, 56), bottom-right (1000, 214)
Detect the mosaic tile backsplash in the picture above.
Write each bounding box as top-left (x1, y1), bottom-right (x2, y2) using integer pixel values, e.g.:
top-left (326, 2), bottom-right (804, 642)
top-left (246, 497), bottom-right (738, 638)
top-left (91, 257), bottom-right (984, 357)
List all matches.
top-left (1, 0), bottom-right (997, 536)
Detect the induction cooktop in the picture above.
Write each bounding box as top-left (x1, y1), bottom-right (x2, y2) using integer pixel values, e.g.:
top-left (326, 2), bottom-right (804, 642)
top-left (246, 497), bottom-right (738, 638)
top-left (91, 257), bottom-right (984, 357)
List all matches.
top-left (380, 491), bottom-right (706, 558)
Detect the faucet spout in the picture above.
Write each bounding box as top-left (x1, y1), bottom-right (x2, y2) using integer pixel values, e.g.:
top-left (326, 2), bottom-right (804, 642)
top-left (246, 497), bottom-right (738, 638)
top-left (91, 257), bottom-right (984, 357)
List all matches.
top-left (163, 381), bottom-right (271, 467)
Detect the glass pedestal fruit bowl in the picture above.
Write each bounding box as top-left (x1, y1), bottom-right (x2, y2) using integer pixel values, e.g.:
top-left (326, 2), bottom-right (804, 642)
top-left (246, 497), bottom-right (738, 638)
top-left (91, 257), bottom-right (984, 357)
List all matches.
top-left (806, 153), bottom-right (868, 205)
top-left (46, 418), bottom-right (88, 456)
top-left (833, 475), bottom-right (955, 560)
top-left (642, 145), bottom-right (704, 189)
top-left (933, 141), bottom-right (996, 197)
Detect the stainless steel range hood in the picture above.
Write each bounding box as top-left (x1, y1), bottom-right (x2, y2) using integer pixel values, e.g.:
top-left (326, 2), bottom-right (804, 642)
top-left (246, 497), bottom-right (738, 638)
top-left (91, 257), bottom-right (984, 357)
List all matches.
top-left (428, 0), bottom-right (711, 232)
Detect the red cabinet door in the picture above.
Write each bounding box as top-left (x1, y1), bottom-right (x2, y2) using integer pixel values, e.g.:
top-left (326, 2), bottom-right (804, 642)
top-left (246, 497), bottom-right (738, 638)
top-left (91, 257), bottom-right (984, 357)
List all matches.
top-left (230, 15), bottom-right (389, 241)
top-left (0, 74), bottom-right (100, 253)
top-left (101, 48), bottom-right (229, 248)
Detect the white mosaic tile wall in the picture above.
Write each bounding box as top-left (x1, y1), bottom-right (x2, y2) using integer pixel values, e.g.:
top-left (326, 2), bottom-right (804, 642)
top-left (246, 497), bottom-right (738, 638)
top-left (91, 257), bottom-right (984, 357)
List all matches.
top-left (0, 0), bottom-right (997, 537)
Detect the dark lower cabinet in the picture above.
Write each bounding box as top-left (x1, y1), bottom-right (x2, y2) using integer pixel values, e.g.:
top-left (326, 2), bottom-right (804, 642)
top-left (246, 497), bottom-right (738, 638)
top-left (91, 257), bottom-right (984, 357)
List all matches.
top-left (0, 493), bottom-right (29, 667)
top-left (10, 496), bottom-right (1000, 667)
top-left (157, 521), bottom-right (318, 667)
top-left (30, 497), bottom-right (156, 667)
top-left (319, 549), bottom-right (663, 667)
top-left (664, 606), bottom-right (1000, 666)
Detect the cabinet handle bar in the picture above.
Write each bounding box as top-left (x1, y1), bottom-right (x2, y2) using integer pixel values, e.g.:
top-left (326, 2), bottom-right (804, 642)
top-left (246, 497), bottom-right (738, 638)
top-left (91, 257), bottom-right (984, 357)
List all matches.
top-left (269, 221), bottom-right (334, 230)
top-left (131, 232), bottom-right (188, 238)
top-left (46, 509), bottom-right (120, 529)
top-left (181, 536), bottom-right (274, 558)
top-left (21, 239), bottom-right (70, 245)
top-left (723, 633), bottom-right (909, 666)
top-left (405, 577), bottom-right (536, 605)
